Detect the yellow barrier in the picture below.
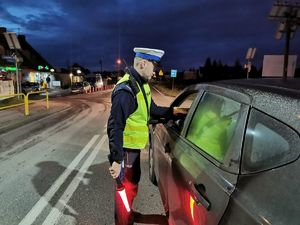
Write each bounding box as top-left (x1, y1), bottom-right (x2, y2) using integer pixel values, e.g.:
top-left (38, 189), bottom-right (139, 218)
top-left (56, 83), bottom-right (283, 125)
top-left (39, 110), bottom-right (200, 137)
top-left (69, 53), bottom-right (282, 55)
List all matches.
top-left (0, 91), bottom-right (49, 116)
top-left (25, 91), bottom-right (49, 116)
top-left (0, 93), bottom-right (26, 111)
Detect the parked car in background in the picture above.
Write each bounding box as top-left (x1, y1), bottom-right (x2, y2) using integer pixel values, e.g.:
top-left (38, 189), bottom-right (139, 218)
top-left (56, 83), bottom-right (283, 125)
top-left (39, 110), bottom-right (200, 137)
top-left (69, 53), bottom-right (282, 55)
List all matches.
top-left (71, 81), bottom-right (91, 93)
top-left (92, 79), bottom-right (103, 89)
top-left (86, 73), bottom-right (103, 90)
top-left (149, 78), bottom-right (300, 225)
top-left (21, 81), bottom-right (40, 94)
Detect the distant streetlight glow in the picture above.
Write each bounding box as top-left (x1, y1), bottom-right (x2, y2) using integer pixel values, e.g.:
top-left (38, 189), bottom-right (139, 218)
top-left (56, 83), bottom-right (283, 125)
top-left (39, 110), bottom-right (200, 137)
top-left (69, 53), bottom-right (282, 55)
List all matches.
top-left (116, 59), bottom-right (122, 65)
top-left (77, 69), bottom-right (82, 74)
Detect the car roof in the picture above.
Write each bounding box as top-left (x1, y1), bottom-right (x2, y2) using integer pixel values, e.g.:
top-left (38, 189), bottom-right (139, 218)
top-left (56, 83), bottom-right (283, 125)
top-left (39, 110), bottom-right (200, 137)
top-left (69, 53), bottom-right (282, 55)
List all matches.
top-left (215, 78), bottom-right (300, 95)
top-left (192, 78), bottom-right (300, 132)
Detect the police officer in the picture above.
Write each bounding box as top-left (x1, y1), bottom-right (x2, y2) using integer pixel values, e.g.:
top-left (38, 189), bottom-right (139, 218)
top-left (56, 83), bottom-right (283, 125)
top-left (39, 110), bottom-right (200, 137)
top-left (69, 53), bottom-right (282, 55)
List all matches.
top-left (107, 47), bottom-right (173, 225)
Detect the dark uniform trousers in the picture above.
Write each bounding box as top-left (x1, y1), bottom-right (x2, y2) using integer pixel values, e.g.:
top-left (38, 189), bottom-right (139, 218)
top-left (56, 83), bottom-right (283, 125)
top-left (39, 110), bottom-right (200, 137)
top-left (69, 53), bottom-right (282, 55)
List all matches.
top-left (115, 149), bottom-right (141, 225)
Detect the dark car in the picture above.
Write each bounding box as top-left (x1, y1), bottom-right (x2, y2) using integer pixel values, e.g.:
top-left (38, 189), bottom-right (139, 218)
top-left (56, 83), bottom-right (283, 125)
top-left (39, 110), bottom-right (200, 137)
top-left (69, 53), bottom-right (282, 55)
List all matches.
top-left (21, 81), bottom-right (40, 94)
top-left (71, 81), bottom-right (91, 93)
top-left (86, 74), bottom-right (103, 90)
top-left (149, 78), bottom-right (300, 225)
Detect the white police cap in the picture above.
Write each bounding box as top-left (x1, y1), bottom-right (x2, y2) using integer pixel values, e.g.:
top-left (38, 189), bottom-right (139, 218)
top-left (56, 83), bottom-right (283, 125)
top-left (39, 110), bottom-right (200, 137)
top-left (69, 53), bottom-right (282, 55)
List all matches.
top-left (133, 47), bottom-right (165, 62)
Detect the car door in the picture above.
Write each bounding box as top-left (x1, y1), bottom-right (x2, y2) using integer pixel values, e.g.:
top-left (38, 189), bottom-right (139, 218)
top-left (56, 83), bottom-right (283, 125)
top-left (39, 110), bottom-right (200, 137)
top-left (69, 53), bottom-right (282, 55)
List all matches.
top-left (152, 90), bottom-right (199, 214)
top-left (220, 109), bottom-right (300, 225)
top-left (167, 90), bottom-right (249, 225)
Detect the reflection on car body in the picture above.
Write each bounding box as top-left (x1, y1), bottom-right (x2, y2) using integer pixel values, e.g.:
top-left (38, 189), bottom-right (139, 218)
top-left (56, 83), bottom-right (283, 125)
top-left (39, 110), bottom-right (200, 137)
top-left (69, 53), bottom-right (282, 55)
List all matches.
top-left (149, 78), bottom-right (300, 225)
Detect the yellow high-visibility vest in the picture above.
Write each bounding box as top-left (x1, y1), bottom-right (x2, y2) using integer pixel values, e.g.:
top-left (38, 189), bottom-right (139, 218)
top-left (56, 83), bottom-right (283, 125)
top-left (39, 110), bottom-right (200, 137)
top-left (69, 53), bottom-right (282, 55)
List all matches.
top-left (114, 74), bottom-right (151, 149)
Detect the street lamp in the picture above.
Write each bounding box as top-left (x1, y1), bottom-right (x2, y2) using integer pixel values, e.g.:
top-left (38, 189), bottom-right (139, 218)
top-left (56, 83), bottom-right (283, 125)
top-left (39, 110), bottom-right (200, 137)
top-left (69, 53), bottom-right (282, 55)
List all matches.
top-left (245, 47), bottom-right (256, 79)
top-left (12, 53), bottom-right (20, 94)
top-left (116, 59), bottom-right (122, 77)
top-left (12, 53), bottom-right (23, 95)
top-left (116, 59), bottom-right (122, 65)
top-left (99, 59), bottom-right (103, 73)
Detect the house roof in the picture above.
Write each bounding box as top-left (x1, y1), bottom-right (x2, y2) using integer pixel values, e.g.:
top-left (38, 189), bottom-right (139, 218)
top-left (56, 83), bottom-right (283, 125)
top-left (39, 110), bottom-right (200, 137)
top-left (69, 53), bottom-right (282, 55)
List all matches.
top-left (0, 28), bottom-right (53, 71)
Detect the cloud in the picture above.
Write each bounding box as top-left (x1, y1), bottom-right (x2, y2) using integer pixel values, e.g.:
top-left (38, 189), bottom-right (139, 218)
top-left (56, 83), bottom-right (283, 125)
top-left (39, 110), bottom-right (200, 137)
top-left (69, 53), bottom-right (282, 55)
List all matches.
top-left (1, 0), bottom-right (299, 71)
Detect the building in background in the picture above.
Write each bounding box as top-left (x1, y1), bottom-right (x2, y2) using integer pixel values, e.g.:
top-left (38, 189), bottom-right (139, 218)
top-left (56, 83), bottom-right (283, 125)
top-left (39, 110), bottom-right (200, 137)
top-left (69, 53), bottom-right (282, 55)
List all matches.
top-left (0, 27), bottom-right (55, 93)
top-left (262, 55), bottom-right (297, 77)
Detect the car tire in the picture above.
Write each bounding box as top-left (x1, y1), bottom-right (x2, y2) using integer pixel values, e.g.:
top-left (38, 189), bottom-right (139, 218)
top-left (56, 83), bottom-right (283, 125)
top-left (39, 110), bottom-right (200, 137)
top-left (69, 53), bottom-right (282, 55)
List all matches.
top-left (148, 134), bottom-right (158, 186)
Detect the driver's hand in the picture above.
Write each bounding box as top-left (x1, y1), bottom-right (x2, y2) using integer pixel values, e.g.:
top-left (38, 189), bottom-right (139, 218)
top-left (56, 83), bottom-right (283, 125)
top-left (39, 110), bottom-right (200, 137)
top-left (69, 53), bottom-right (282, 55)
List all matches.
top-left (109, 161), bottom-right (121, 179)
top-left (173, 107), bottom-right (188, 117)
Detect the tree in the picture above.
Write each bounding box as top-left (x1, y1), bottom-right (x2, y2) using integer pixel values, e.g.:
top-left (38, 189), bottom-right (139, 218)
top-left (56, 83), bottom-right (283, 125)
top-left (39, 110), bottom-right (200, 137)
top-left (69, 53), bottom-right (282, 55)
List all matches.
top-left (233, 59), bottom-right (243, 79)
top-left (202, 57), bottom-right (212, 81)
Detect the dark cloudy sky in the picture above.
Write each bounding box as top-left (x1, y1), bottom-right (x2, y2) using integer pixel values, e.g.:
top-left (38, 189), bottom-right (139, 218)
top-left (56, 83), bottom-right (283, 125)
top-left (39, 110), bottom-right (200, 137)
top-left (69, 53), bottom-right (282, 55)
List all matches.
top-left (1, 0), bottom-right (300, 72)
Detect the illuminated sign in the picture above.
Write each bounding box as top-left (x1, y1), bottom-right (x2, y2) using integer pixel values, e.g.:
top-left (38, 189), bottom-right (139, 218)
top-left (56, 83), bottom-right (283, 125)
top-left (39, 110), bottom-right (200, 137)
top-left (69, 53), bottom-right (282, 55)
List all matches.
top-left (0, 66), bottom-right (17, 71)
top-left (171, 69), bottom-right (177, 78)
top-left (159, 69), bottom-right (164, 76)
top-left (2, 55), bottom-right (15, 63)
top-left (38, 65), bottom-right (49, 71)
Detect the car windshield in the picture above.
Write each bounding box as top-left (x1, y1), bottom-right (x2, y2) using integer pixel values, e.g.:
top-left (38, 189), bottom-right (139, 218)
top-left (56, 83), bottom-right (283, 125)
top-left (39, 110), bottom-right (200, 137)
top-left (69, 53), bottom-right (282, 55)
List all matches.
top-left (72, 82), bottom-right (83, 88)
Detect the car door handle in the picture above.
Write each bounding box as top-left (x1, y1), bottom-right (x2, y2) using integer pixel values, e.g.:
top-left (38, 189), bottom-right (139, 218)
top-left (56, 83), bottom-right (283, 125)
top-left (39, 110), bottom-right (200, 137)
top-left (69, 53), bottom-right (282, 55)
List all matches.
top-left (164, 142), bottom-right (171, 153)
top-left (190, 182), bottom-right (211, 211)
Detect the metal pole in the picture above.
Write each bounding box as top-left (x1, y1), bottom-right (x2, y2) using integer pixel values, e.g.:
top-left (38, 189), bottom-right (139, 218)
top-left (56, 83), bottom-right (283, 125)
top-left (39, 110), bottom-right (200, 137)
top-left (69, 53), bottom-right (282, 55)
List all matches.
top-left (246, 61), bottom-right (251, 79)
top-left (15, 55), bottom-right (20, 94)
top-left (172, 77), bottom-right (174, 91)
top-left (46, 91), bottom-right (49, 109)
top-left (70, 74), bottom-right (73, 87)
top-left (283, 24), bottom-right (291, 79)
top-left (25, 93), bottom-right (29, 116)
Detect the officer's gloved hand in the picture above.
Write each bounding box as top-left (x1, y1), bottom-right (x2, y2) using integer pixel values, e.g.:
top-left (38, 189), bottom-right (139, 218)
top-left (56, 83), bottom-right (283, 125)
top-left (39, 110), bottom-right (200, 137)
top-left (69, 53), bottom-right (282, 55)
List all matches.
top-left (109, 161), bottom-right (121, 179)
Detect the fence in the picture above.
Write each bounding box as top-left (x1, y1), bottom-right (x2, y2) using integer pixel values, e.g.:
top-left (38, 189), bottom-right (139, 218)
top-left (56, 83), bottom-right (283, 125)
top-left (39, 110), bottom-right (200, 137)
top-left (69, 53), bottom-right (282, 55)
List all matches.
top-left (0, 91), bottom-right (49, 116)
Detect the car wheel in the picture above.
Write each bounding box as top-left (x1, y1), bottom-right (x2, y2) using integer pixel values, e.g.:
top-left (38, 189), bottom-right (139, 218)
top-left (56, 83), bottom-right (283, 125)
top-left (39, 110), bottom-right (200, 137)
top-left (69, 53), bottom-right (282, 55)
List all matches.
top-left (148, 134), bottom-right (157, 186)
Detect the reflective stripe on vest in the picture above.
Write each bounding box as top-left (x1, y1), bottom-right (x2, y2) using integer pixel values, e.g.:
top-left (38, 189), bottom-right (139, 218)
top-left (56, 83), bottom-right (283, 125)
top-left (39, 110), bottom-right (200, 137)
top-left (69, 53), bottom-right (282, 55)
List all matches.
top-left (114, 74), bottom-right (151, 149)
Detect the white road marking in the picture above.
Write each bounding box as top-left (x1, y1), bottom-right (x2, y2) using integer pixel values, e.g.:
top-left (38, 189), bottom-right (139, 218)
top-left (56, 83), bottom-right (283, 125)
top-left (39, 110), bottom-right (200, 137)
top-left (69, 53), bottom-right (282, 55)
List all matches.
top-left (18, 135), bottom-right (100, 225)
top-left (41, 135), bottom-right (108, 225)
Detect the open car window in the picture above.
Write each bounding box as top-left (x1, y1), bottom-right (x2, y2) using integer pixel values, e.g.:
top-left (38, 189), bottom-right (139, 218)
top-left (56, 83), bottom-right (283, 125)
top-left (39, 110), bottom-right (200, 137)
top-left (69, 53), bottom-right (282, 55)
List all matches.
top-left (169, 92), bottom-right (198, 133)
top-left (177, 93), bottom-right (196, 108)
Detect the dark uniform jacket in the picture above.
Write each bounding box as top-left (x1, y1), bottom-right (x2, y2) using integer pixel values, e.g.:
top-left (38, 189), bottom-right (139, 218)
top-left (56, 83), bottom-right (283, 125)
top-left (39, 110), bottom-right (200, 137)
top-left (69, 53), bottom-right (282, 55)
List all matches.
top-left (107, 67), bottom-right (171, 162)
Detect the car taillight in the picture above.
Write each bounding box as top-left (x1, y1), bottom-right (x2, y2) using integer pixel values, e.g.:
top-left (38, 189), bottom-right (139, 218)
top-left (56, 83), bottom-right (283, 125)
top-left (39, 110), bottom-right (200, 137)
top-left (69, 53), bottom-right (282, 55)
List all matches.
top-left (190, 195), bottom-right (195, 222)
top-left (189, 194), bottom-right (207, 225)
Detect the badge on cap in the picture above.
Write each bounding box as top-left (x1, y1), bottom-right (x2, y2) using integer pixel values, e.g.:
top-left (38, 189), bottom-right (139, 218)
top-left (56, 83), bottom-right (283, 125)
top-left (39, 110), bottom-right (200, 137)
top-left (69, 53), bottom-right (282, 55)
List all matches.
top-left (133, 47), bottom-right (165, 62)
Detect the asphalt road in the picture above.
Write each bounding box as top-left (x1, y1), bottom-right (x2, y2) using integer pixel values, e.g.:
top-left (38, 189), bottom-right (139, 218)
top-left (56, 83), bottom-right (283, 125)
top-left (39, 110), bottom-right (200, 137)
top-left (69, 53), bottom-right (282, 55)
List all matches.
top-left (0, 88), bottom-right (173, 225)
